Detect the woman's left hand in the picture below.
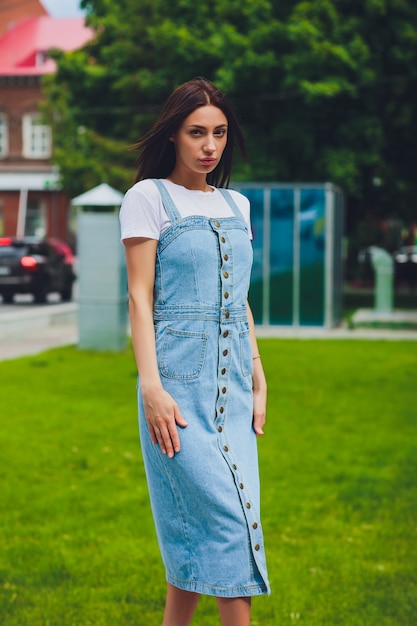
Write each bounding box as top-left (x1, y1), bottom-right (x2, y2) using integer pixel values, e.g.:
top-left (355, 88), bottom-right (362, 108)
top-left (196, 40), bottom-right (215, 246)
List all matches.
top-left (253, 387), bottom-right (266, 435)
top-left (252, 360), bottom-right (267, 436)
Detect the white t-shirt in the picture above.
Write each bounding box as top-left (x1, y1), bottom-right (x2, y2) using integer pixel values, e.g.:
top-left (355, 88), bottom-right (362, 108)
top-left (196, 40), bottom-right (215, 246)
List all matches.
top-left (119, 179), bottom-right (252, 241)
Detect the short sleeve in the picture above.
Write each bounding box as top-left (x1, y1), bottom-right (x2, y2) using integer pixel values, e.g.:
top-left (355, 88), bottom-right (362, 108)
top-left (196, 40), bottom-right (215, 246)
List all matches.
top-left (119, 180), bottom-right (167, 241)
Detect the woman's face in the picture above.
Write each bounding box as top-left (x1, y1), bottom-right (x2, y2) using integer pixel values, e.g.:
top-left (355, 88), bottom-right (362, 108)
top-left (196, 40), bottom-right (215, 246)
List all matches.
top-left (170, 105), bottom-right (228, 179)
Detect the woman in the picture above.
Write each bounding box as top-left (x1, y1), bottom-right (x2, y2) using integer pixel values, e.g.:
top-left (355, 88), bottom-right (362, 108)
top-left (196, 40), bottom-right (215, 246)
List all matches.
top-left (120, 77), bottom-right (270, 626)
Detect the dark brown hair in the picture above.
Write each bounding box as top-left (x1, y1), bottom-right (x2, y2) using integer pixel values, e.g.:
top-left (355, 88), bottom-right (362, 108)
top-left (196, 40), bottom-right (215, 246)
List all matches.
top-left (133, 78), bottom-right (246, 188)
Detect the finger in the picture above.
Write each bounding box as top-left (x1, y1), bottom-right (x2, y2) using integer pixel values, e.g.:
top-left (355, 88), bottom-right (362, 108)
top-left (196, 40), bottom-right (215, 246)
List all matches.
top-left (253, 413), bottom-right (265, 436)
top-left (174, 407), bottom-right (188, 428)
top-left (157, 422), bottom-right (177, 458)
top-left (154, 427), bottom-right (167, 455)
top-left (147, 423), bottom-right (158, 446)
top-left (168, 422), bottom-right (182, 455)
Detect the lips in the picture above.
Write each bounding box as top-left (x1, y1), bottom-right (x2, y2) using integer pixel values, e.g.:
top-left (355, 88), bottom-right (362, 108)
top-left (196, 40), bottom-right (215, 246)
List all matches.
top-left (200, 158), bottom-right (216, 166)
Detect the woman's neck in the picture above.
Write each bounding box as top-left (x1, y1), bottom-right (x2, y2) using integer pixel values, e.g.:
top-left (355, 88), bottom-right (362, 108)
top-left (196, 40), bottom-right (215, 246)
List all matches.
top-left (166, 171), bottom-right (212, 192)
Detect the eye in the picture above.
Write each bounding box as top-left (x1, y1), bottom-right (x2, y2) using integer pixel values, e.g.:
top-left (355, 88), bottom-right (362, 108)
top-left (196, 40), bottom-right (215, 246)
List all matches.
top-left (190, 129), bottom-right (202, 136)
top-left (215, 128), bottom-right (227, 137)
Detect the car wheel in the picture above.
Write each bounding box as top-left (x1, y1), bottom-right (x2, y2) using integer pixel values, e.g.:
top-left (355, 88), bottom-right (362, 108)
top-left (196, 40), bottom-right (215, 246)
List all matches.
top-left (1, 291), bottom-right (14, 304)
top-left (33, 284), bottom-right (49, 304)
top-left (61, 282), bottom-right (73, 302)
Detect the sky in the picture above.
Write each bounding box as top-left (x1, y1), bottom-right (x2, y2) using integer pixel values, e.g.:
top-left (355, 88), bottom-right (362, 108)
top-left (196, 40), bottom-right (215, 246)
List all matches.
top-left (41, 0), bottom-right (85, 18)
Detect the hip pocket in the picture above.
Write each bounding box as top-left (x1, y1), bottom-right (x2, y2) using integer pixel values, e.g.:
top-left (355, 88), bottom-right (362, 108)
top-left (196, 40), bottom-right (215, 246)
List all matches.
top-left (159, 328), bottom-right (208, 380)
top-left (239, 328), bottom-right (253, 377)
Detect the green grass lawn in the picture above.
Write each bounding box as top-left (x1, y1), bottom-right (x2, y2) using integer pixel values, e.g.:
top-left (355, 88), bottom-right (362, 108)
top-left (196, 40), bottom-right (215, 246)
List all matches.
top-left (0, 339), bottom-right (416, 625)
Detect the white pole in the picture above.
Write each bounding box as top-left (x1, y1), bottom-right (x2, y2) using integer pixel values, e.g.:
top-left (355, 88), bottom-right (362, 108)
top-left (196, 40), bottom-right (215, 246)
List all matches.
top-left (262, 188), bottom-right (271, 325)
top-left (16, 188), bottom-right (28, 237)
top-left (324, 184), bottom-right (334, 329)
top-left (292, 187), bottom-right (300, 327)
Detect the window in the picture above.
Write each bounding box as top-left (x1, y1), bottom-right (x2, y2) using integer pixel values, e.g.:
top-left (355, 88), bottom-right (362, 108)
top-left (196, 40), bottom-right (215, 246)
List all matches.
top-left (26, 199), bottom-right (46, 237)
top-left (22, 113), bottom-right (52, 159)
top-left (0, 114), bottom-right (8, 157)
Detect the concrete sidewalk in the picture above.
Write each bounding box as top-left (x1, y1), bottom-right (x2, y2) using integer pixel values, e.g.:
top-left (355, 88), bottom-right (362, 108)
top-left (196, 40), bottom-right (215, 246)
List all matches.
top-left (1, 304), bottom-right (416, 362)
top-left (0, 302), bottom-right (78, 361)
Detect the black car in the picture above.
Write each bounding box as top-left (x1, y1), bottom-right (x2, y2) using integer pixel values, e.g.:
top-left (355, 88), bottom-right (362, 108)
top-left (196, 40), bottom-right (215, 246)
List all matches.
top-left (0, 237), bottom-right (76, 304)
top-left (393, 246), bottom-right (417, 290)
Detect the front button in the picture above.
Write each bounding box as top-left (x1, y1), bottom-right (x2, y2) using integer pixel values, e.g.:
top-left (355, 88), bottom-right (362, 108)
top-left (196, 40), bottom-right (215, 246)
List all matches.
top-left (246, 503), bottom-right (251, 509)
top-left (239, 483), bottom-right (244, 489)
top-left (252, 522), bottom-right (258, 529)
top-left (223, 271), bottom-right (229, 278)
top-left (222, 387), bottom-right (226, 394)
top-left (223, 254), bottom-right (228, 261)
top-left (214, 220), bottom-right (220, 227)
top-left (219, 407), bottom-right (224, 413)
top-left (223, 330), bottom-right (229, 337)
top-left (225, 311), bottom-right (230, 319)
top-left (224, 292), bottom-right (229, 299)
top-left (221, 237), bottom-right (226, 243)
top-left (223, 349), bottom-right (228, 356)
top-left (221, 368), bottom-right (226, 375)
top-left (254, 544), bottom-right (260, 551)
top-left (224, 445), bottom-right (229, 452)
top-left (218, 425), bottom-right (223, 432)
top-left (232, 464), bottom-right (237, 470)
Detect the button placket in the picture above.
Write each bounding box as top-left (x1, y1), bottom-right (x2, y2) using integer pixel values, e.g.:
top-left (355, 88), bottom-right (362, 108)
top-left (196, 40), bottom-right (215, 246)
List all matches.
top-left (219, 441), bottom-right (265, 567)
top-left (218, 229), bottom-right (233, 307)
top-left (216, 323), bottom-right (231, 426)
top-left (213, 219), bottom-right (233, 430)
top-left (211, 219), bottom-right (267, 576)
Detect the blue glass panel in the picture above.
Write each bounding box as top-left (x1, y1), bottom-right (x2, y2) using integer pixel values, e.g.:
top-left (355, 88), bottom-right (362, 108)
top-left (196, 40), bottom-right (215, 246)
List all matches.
top-left (299, 189), bottom-right (325, 325)
top-left (270, 189), bottom-right (294, 324)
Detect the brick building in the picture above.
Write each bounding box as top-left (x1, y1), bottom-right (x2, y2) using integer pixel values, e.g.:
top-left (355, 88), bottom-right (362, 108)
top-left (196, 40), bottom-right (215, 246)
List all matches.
top-left (0, 0), bottom-right (47, 37)
top-left (0, 2), bottom-right (92, 244)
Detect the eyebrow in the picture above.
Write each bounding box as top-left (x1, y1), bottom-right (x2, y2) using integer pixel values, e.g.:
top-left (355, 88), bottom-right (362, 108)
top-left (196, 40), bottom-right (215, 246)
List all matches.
top-left (187, 124), bottom-right (228, 129)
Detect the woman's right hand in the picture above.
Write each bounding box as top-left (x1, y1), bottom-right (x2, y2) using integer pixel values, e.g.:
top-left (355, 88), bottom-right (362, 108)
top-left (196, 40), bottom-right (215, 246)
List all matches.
top-left (124, 238), bottom-right (187, 458)
top-left (141, 386), bottom-right (188, 458)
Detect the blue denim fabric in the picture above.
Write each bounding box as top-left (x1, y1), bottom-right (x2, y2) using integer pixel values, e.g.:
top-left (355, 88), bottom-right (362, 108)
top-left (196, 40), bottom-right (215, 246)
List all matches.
top-left (137, 180), bottom-right (270, 597)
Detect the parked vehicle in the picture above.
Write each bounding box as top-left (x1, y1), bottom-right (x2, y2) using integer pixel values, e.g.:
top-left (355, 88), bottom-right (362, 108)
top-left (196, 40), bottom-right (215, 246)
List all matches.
top-left (393, 245), bottom-right (417, 290)
top-left (0, 237), bottom-right (76, 304)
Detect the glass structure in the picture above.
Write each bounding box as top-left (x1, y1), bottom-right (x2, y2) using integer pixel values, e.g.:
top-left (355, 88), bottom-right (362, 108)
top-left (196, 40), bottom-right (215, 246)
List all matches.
top-left (232, 183), bottom-right (344, 328)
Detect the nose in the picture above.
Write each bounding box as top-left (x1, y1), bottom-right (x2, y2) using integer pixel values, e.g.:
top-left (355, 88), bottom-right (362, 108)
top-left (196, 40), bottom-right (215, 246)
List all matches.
top-left (203, 134), bottom-right (216, 153)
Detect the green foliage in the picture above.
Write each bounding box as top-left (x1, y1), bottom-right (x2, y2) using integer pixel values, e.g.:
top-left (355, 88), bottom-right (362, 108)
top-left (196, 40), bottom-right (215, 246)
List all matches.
top-left (0, 340), bottom-right (416, 624)
top-left (43, 0), bottom-right (417, 226)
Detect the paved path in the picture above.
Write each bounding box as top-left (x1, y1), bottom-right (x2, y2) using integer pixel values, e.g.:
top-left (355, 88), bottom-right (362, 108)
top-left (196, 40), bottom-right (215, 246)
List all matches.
top-left (0, 324), bottom-right (79, 361)
top-left (1, 309), bottom-right (416, 362)
top-left (0, 300), bottom-right (78, 361)
top-left (255, 325), bottom-right (417, 341)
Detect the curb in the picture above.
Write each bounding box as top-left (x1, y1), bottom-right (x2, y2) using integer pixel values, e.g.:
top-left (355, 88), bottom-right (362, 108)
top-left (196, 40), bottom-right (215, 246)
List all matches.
top-left (0, 302), bottom-right (77, 340)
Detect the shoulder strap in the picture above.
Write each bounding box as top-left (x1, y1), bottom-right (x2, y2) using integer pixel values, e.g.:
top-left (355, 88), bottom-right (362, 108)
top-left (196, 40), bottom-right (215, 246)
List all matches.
top-left (151, 179), bottom-right (181, 223)
top-left (218, 188), bottom-right (246, 223)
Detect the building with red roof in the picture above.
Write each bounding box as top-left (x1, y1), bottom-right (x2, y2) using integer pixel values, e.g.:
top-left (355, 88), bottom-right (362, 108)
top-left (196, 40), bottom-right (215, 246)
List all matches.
top-left (0, 6), bottom-right (93, 243)
top-left (0, 16), bottom-right (92, 75)
top-left (0, 0), bottom-right (47, 38)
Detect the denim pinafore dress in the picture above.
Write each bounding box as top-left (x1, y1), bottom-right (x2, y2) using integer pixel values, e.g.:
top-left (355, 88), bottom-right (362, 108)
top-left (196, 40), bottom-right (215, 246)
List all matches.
top-left (137, 180), bottom-right (270, 597)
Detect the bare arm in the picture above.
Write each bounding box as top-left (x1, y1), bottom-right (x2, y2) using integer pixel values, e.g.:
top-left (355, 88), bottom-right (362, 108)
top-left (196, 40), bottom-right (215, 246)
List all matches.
top-left (124, 237), bottom-right (187, 457)
top-left (246, 301), bottom-right (267, 436)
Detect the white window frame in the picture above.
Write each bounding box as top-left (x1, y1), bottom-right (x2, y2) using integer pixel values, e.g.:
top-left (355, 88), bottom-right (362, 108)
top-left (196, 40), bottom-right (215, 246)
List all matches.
top-left (0, 113), bottom-right (8, 158)
top-left (22, 113), bottom-right (52, 159)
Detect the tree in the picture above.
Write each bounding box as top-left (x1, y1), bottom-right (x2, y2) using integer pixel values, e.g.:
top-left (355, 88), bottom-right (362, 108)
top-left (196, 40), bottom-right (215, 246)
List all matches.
top-left (43, 0), bottom-right (417, 247)
top-left (43, 0), bottom-right (290, 195)
top-left (276, 0), bottom-right (417, 238)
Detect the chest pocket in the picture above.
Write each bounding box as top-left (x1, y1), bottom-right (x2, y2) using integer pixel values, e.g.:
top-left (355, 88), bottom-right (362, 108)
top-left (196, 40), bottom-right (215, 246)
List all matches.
top-left (159, 328), bottom-right (208, 380)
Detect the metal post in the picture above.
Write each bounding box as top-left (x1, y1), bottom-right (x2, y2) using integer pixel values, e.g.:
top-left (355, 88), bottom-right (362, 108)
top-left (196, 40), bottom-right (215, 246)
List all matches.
top-left (292, 187), bottom-right (300, 327)
top-left (262, 188), bottom-right (271, 325)
top-left (16, 188), bottom-right (28, 237)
